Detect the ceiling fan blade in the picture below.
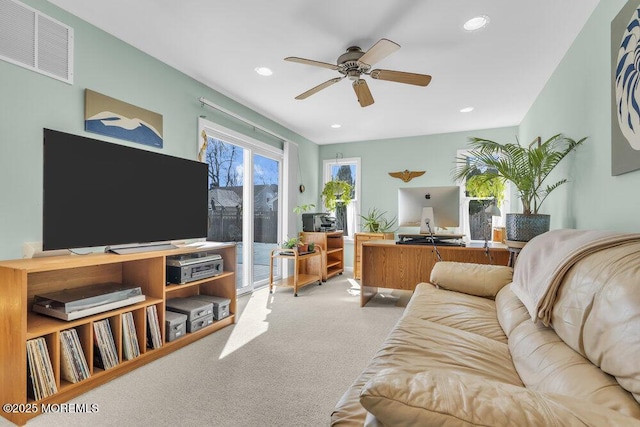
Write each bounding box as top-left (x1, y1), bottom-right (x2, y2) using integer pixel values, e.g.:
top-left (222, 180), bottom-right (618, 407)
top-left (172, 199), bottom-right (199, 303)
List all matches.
top-left (352, 79), bottom-right (374, 107)
top-left (295, 77), bottom-right (344, 100)
top-left (358, 38), bottom-right (400, 67)
top-left (370, 69), bottom-right (432, 86)
top-left (284, 56), bottom-right (338, 70)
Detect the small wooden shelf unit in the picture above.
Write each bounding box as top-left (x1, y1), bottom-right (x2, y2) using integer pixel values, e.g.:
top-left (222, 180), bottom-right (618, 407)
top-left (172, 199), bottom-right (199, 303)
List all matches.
top-left (0, 243), bottom-right (236, 426)
top-left (269, 248), bottom-right (322, 296)
top-left (299, 231), bottom-right (344, 281)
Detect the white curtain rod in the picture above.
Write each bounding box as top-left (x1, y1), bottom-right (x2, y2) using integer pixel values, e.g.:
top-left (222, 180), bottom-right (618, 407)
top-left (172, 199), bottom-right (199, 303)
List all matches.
top-left (198, 97), bottom-right (287, 143)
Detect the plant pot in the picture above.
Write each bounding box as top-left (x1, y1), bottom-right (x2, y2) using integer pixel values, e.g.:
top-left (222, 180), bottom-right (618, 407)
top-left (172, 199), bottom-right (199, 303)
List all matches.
top-left (298, 243), bottom-right (309, 253)
top-left (505, 213), bottom-right (550, 242)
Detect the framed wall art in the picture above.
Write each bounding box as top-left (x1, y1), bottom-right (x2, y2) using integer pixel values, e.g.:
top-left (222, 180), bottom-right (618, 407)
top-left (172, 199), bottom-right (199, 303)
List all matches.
top-left (612, 0), bottom-right (640, 175)
top-left (84, 89), bottom-right (163, 148)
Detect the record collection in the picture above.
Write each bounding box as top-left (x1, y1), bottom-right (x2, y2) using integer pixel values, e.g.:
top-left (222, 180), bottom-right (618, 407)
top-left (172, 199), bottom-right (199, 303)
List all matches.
top-left (60, 328), bottom-right (90, 383)
top-left (93, 319), bottom-right (119, 370)
top-left (121, 311), bottom-right (140, 360)
top-left (26, 337), bottom-right (58, 400)
top-left (146, 305), bottom-right (162, 349)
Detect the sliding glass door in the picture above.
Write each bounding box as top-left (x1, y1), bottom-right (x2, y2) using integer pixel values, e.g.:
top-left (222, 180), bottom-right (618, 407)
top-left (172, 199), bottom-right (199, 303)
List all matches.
top-left (201, 123), bottom-right (283, 295)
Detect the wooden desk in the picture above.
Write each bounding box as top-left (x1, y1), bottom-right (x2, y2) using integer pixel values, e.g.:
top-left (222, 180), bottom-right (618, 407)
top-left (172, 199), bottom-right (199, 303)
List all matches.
top-left (360, 240), bottom-right (509, 307)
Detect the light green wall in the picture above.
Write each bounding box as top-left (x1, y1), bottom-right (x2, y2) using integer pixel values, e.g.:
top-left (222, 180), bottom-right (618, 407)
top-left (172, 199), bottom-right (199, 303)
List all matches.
top-left (0, 0), bottom-right (317, 260)
top-left (519, 0), bottom-right (640, 232)
top-left (319, 126), bottom-right (518, 233)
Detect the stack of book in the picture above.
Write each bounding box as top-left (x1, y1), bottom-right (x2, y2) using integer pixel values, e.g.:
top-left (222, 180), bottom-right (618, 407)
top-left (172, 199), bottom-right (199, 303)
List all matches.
top-left (93, 319), bottom-right (119, 370)
top-left (121, 312), bottom-right (140, 360)
top-left (146, 305), bottom-right (162, 349)
top-left (26, 337), bottom-right (58, 400)
top-left (60, 328), bottom-right (90, 383)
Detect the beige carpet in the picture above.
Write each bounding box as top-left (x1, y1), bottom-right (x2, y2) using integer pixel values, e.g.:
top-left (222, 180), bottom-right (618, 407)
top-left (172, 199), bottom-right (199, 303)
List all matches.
top-left (4, 276), bottom-right (408, 427)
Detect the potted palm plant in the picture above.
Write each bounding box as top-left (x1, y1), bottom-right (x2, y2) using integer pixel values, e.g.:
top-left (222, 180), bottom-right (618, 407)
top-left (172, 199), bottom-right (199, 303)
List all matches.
top-left (453, 134), bottom-right (587, 242)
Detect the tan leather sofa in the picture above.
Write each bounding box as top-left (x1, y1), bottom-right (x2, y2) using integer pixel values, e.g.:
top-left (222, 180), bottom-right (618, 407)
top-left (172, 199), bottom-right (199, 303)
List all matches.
top-left (331, 229), bottom-right (640, 426)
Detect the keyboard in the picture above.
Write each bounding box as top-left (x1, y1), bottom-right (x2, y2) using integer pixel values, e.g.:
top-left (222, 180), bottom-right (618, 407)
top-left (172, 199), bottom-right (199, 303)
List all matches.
top-left (395, 236), bottom-right (465, 247)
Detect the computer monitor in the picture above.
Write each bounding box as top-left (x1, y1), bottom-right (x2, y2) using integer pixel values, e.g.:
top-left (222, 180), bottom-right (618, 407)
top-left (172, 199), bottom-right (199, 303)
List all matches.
top-left (398, 186), bottom-right (460, 229)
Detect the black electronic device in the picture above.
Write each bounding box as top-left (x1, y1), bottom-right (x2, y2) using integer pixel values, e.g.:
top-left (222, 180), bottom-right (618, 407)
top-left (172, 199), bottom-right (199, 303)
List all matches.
top-left (166, 252), bottom-right (223, 284)
top-left (302, 213), bottom-right (337, 232)
top-left (396, 234), bottom-right (466, 247)
top-left (42, 129), bottom-right (208, 251)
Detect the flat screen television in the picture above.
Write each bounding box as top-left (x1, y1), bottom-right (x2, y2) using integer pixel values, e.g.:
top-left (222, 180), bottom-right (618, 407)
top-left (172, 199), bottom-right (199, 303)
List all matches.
top-left (397, 186), bottom-right (461, 229)
top-left (43, 129), bottom-right (208, 251)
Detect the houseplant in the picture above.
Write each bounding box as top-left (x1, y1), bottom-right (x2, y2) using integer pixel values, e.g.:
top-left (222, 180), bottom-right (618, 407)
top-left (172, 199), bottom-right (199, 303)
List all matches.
top-left (282, 236), bottom-right (305, 253)
top-left (321, 180), bottom-right (353, 211)
top-left (293, 204), bottom-right (315, 215)
top-left (360, 208), bottom-right (397, 233)
top-left (464, 175), bottom-right (506, 240)
top-left (453, 134), bottom-right (587, 241)
top-left (322, 180), bottom-right (353, 234)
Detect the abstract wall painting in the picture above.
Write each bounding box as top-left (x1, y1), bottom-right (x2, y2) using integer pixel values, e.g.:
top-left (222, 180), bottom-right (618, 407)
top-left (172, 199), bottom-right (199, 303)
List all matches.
top-left (612, 0), bottom-right (640, 175)
top-left (84, 89), bottom-right (163, 148)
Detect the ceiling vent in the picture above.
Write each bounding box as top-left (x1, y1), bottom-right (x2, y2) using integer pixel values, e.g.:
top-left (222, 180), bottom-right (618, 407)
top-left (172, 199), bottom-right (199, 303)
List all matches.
top-left (0, 0), bottom-right (73, 84)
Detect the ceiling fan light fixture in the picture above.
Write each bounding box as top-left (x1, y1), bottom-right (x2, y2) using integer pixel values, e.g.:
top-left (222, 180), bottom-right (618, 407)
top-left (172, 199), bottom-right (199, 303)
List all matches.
top-left (254, 66), bottom-right (273, 76)
top-left (460, 107), bottom-right (474, 113)
top-left (464, 15), bottom-right (490, 32)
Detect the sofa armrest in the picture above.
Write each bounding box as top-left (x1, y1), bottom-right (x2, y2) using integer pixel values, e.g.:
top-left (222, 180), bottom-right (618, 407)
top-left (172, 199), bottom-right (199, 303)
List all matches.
top-left (360, 368), bottom-right (639, 427)
top-left (429, 261), bottom-right (513, 298)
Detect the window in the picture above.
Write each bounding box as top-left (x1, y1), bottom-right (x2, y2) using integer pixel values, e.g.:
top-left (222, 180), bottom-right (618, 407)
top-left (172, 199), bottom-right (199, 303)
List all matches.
top-left (323, 157), bottom-right (361, 239)
top-left (456, 149), bottom-right (510, 242)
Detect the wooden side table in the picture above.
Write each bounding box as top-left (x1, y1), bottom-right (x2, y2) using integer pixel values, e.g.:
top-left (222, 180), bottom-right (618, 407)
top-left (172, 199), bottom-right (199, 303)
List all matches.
top-left (269, 248), bottom-right (322, 296)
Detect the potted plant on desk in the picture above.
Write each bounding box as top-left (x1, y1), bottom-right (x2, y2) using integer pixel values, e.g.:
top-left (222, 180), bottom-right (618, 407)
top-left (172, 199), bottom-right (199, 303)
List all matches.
top-left (453, 134), bottom-right (587, 242)
top-left (360, 208), bottom-right (397, 233)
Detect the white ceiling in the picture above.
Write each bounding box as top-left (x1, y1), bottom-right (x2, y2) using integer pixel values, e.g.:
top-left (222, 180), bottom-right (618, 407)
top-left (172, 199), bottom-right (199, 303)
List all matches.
top-left (48, 0), bottom-right (599, 145)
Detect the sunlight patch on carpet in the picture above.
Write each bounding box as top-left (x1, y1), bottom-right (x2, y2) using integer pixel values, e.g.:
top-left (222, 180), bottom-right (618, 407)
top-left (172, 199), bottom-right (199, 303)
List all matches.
top-left (219, 289), bottom-right (270, 359)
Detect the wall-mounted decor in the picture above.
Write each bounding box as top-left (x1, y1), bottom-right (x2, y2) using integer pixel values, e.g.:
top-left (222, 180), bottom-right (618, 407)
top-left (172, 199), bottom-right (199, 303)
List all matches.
top-left (388, 169), bottom-right (425, 182)
top-left (612, 0), bottom-right (640, 175)
top-left (85, 89), bottom-right (163, 148)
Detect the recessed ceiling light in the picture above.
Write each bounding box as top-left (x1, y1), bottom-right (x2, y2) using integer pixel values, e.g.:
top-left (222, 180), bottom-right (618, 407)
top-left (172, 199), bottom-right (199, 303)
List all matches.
top-left (460, 107), bottom-right (474, 113)
top-left (330, 124), bottom-right (342, 129)
top-left (464, 15), bottom-right (490, 31)
top-left (254, 66), bottom-right (273, 76)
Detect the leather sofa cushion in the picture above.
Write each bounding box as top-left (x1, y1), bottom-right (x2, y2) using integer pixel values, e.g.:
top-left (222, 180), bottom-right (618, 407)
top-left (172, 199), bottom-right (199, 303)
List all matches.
top-left (429, 261), bottom-right (513, 298)
top-left (550, 242), bottom-right (640, 404)
top-left (406, 283), bottom-right (507, 343)
top-left (508, 317), bottom-right (640, 418)
top-left (495, 284), bottom-right (531, 336)
top-left (331, 314), bottom-right (521, 425)
top-left (360, 369), bottom-right (640, 427)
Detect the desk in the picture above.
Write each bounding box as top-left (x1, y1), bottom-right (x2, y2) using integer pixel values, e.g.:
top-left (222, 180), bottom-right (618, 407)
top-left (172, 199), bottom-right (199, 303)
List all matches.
top-left (360, 240), bottom-right (509, 306)
top-left (269, 248), bottom-right (322, 296)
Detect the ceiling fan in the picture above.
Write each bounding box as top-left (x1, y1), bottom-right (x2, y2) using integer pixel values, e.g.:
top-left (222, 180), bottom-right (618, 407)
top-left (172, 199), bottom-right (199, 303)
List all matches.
top-left (285, 38), bottom-right (432, 107)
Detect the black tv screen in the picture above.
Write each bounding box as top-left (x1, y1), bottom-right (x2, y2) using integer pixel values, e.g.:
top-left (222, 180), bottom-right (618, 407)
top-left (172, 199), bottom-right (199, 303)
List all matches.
top-left (43, 129), bottom-right (208, 250)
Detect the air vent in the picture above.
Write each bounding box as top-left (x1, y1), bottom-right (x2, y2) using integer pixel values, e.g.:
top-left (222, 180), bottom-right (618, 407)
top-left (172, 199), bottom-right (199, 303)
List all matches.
top-left (0, 0), bottom-right (73, 84)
